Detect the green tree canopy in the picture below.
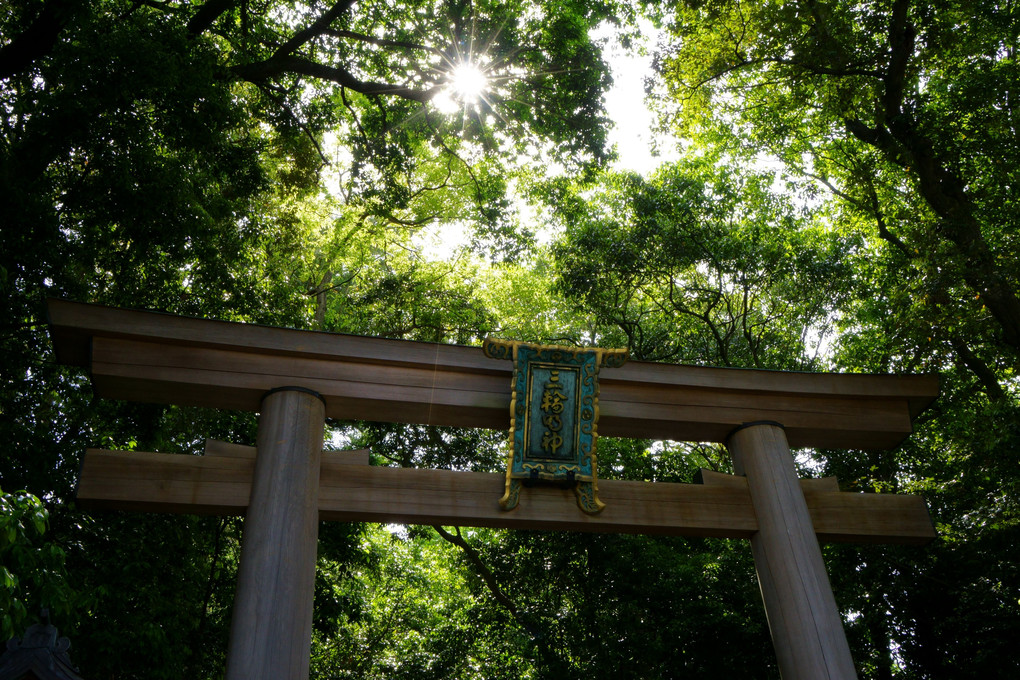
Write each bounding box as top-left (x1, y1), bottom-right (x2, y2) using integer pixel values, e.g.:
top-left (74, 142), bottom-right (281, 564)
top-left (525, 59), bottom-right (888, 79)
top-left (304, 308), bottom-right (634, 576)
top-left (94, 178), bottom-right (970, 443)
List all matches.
top-left (652, 0), bottom-right (1019, 393)
top-left (546, 157), bottom-right (854, 368)
top-left (2, 1), bottom-right (1019, 678)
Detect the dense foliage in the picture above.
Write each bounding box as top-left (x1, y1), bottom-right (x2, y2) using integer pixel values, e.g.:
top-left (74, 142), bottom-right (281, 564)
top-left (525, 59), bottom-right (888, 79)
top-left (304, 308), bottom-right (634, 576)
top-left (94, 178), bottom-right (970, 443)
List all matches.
top-left (2, 0), bottom-right (1018, 678)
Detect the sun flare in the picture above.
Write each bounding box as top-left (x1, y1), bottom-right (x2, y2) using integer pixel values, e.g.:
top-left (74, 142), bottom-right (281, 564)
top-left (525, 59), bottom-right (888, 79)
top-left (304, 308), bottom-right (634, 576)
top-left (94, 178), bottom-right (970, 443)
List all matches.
top-left (433, 60), bottom-right (491, 115)
top-left (449, 62), bottom-right (488, 102)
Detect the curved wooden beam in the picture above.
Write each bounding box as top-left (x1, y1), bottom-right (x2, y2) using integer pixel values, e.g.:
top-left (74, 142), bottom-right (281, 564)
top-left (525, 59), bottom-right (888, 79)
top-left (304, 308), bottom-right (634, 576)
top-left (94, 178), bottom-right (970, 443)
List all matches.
top-left (48, 299), bottom-right (939, 449)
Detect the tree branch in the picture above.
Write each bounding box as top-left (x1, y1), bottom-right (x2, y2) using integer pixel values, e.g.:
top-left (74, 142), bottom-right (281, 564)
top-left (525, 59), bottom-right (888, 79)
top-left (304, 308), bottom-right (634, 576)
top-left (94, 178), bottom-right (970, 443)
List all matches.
top-left (323, 28), bottom-right (446, 58)
top-left (273, 0), bottom-right (357, 59)
top-left (233, 55), bottom-right (440, 102)
top-left (772, 57), bottom-right (880, 79)
top-left (256, 84), bottom-right (329, 166)
top-left (834, 4), bottom-right (1020, 355)
top-left (0, 0), bottom-right (77, 81)
top-left (812, 167), bottom-right (916, 258)
top-left (186, 0), bottom-right (236, 35)
top-left (949, 336), bottom-right (1007, 402)
top-left (882, 0), bottom-right (914, 120)
top-left (432, 526), bottom-right (523, 622)
top-left (431, 525), bottom-right (571, 671)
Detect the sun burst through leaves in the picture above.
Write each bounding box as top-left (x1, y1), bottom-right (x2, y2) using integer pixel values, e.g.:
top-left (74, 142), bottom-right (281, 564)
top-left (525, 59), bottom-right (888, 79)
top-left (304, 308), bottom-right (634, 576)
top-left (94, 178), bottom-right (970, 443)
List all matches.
top-left (434, 59), bottom-right (491, 115)
top-left (450, 62), bottom-right (488, 102)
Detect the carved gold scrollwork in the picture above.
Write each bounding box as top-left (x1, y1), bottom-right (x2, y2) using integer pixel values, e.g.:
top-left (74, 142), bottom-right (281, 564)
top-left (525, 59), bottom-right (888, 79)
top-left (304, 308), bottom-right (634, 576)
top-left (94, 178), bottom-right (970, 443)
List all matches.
top-left (499, 478), bottom-right (522, 510)
top-left (574, 481), bottom-right (606, 514)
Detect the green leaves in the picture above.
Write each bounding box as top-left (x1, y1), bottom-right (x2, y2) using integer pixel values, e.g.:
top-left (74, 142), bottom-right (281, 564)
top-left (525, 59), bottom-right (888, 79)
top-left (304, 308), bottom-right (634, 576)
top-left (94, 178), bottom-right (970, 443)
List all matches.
top-left (0, 488), bottom-right (74, 642)
top-left (655, 0), bottom-right (1020, 372)
top-left (643, 7), bottom-right (1020, 670)
top-left (311, 524), bottom-right (490, 680)
top-left (1, 2), bottom-right (1017, 678)
top-left (547, 157), bottom-right (852, 368)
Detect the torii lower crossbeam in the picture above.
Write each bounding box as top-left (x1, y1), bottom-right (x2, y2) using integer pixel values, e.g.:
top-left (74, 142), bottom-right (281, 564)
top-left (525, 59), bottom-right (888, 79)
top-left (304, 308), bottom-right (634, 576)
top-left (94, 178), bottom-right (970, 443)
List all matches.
top-left (77, 444), bottom-right (934, 544)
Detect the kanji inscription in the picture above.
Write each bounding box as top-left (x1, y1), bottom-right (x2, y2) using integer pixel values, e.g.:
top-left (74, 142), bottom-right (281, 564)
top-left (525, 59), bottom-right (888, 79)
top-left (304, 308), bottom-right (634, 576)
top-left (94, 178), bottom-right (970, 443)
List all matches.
top-left (482, 338), bottom-right (628, 514)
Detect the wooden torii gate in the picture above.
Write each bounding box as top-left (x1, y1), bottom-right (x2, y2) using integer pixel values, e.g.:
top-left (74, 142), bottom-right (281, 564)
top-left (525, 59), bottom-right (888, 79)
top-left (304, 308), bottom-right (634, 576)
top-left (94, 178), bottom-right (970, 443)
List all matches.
top-left (47, 299), bottom-right (938, 680)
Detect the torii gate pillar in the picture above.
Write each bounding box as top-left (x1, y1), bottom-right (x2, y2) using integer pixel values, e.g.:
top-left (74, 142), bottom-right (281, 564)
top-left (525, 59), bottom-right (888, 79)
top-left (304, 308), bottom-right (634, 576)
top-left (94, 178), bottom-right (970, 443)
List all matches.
top-left (225, 387), bottom-right (326, 680)
top-left (729, 421), bottom-right (857, 680)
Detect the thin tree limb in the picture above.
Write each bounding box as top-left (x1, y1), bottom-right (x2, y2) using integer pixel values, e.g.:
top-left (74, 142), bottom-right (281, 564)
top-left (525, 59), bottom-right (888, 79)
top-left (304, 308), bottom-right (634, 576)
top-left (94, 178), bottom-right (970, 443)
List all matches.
top-left (186, 0), bottom-right (236, 35)
top-left (0, 0), bottom-right (77, 80)
top-left (273, 0), bottom-right (357, 59)
top-left (949, 336), bottom-right (1007, 402)
top-left (233, 55), bottom-right (440, 102)
top-left (323, 28), bottom-right (446, 58)
top-left (432, 525), bottom-right (522, 621)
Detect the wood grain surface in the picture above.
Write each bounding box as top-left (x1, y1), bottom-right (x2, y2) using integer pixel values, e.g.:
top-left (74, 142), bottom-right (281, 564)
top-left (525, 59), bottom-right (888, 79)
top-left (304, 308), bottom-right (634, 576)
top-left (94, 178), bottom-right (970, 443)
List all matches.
top-left (729, 423), bottom-right (858, 680)
top-left (77, 449), bottom-right (935, 544)
top-left (48, 299), bottom-right (939, 449)
top-left (225, 389), bottom-right (325, 680)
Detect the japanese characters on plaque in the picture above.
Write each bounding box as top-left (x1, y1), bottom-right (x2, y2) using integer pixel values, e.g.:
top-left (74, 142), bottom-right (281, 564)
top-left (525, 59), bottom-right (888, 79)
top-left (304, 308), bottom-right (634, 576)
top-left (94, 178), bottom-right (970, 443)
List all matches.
top-left (482, 338), bottom-right (628, 514)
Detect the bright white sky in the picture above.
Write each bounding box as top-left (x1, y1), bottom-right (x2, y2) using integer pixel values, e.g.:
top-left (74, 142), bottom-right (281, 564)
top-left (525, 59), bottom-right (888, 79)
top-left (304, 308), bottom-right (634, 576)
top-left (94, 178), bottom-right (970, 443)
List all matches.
top-left (599, 21), bottom-right (680, 175)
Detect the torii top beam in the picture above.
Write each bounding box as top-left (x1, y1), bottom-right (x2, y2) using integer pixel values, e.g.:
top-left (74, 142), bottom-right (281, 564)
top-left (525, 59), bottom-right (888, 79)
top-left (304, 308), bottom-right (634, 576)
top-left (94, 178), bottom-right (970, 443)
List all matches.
top-left (47, 299), bottom-right (938, 449)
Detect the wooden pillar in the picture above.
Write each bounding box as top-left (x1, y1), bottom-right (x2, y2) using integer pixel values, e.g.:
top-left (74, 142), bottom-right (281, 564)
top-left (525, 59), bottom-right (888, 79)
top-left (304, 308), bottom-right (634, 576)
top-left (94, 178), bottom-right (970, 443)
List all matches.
top-left (225, 387), bottom-right (325, 680)
top-left (727, 422), bottom-right (858, 680)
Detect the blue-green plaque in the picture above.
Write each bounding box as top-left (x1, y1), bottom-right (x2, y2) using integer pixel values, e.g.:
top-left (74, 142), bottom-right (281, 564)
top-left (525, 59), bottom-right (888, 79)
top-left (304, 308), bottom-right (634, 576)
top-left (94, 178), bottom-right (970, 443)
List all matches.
top-left (482, 339), bottom-right (628, 514)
